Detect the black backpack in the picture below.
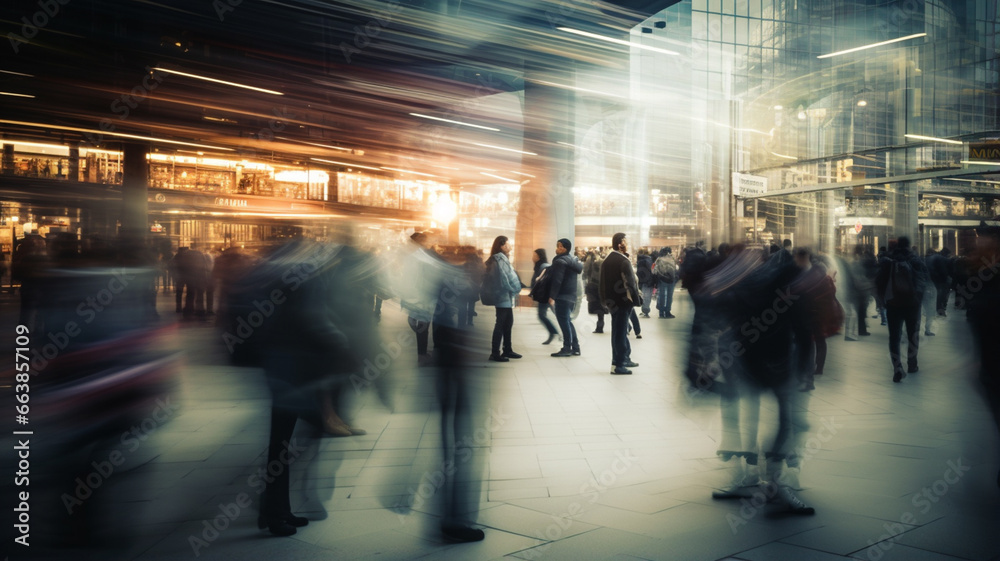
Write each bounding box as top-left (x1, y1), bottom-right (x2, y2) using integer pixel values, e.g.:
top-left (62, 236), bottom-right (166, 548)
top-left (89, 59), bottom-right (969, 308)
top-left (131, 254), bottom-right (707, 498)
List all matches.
top-left (529, 268), bottom-right (553, 303)
top-left (480, 258), bottom-right (499, 306)
top-left (885, 258), bottom-right (917, 307)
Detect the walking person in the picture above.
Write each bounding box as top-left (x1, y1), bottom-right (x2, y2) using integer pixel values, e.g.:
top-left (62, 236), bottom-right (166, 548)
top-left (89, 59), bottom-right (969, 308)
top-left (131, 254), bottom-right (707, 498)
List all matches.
top-left (928, 247), bottom-right (952, 316)
top-left (600, 233), bottom-right (640, 375)
top-left (876, 236), bottom-right (929, 383)
top-left (922, 249), bottom-right (938, 336)
top-left (548, 238), bottom-right (583, 357)
top-left (530, 248), bottom-right (560, 344)
top-left (583, 249), bottom-right (607, 333)
top-left (654, 247), bottom-right (677, 318)
top-left (487, 236), bottom-right (523, 362)
top-left (637, 249), bottom-right (654, 318)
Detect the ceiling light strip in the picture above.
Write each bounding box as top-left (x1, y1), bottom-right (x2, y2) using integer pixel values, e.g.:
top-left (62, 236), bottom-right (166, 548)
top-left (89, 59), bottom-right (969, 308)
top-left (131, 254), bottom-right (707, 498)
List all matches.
top-left (817, 33), bottom-right (926, 59)
top-left (151, 67), bottom-right (284, 95)
top-left (905, 134), bottom-right (964, 145)
top-left (558, 27), bottom-right (680, 56)
top-left (410, 113), bottom-right (500, 131)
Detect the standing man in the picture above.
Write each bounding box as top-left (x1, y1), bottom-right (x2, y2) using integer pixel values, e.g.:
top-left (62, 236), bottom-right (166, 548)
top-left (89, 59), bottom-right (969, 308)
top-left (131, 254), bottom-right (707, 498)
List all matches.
top-left (636, 249), bottom-right (654, 318)
top-left (654, 247), bottom-right (677, 318)
top-left (548, 238), bottom-right (583, 357)
top-left (876, 236), bottom-right (929, 383)
top-left (600, 233), bottom-right (641, 375)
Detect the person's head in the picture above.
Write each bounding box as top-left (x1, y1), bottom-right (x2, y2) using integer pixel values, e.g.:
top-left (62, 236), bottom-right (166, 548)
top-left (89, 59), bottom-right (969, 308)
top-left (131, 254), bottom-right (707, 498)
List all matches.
top-left (897, 236), bottom-right (912, 251)
top-left (611, 233), bottom-right (627, 254)
top-left (660, 247), bottom-right (671, 257)
top-left (794, 247), bottom-right (811, 269)
top-left (941, 247), bottom-right (951, 257)
top-left (533, 248), bottom-right (547, 263)
top-left (491, 235), bottom-right (510, 256)
top-left (783, 239), bottom-right (792, 249)
top-left (557, 238), bottom-right (572, 255)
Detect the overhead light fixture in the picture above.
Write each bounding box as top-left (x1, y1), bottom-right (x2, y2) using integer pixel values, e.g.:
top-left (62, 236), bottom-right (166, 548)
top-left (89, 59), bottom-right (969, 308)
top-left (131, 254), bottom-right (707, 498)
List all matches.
top-left (557, 27), bottom-right (680, 56)
top-left (0, 70), bottom-right (33, 77)
top-left (276, 137), bottom-right (354, 152)
top-left (480, 172), bottom-right (519, 183)
top-left (0, 92), bottom-right (34, 98)
top-left (310, 158), bottom-right (381, 171)
top-left (410, 113), bottom-right (500, 131)
top-left (0, 119), bottom-right (233, 151)
top-left (773, 105), bottom-right (783, 110)
top-left (529, 79), bottom-right (627, 99)
top-left (945, 178), bottom-right (1000, 185)
top-left (151, 67), bottom-right (284, 95)
top-left (508, 171), bottom-right (536, 178)
top-left (818, 33), bottom-right (926, 59)
top-left (961, 160), bottom-right (1000, 166)
top-left (905, 134), bottom-right (963, 145)
top-left (856, 100), bottom-right (868, 107)
top-left (472, 143), bottom-right (537, 156)
top-left (202, 116), bottom-right (237, 124)
top-left (381, 167), bottom-right (436, 177)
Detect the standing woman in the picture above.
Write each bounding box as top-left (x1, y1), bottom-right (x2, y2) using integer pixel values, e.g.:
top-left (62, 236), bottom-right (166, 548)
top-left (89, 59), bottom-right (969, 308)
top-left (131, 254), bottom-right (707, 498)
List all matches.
top-left (531, 248), bottom-right (560, 345)
top-left (488, 236), bottom-right (523, 362)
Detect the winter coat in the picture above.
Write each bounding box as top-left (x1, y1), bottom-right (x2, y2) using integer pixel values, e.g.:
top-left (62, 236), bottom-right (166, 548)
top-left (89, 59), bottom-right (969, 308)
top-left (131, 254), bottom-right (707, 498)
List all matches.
top-left (548, 253), bottom-right (583, 303)
top-left (492, 252), bottom-right (522, 308)
top-left (599, 251), bottom-right (640, 312)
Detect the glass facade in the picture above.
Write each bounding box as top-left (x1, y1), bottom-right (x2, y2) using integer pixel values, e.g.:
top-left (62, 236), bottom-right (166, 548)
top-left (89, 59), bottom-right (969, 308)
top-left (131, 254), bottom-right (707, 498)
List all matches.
top-left (609, 0), bottom-right (1000, 254)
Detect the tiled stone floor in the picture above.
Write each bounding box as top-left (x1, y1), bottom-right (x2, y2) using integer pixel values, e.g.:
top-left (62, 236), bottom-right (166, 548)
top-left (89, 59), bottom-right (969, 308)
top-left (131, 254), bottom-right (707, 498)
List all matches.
top-left (8, 290), bottom-right (999, 560)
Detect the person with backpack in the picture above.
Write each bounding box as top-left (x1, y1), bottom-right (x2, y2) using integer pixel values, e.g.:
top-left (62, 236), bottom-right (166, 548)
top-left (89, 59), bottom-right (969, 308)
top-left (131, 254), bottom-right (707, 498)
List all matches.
top-left (654, 247), bottom-right (677, 318)
top-left (528, 248), bottom-right (560, 345)
top-left (876, 236), bottom-right (930, 383)
top-left (636, 249), bottom-right (655, 318)
top-left (485, 235), bottom-right (523, 362)
top-left (547, 238), bottom-right (584, 357)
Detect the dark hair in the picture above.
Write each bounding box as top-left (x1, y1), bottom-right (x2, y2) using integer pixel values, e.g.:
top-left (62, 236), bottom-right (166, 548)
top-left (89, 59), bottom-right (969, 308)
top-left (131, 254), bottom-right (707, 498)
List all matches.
top-left (490, 235), bottom-right (509, 256)
top-left (611, 232), bottom-right (626, 250)
top-left (897, 236), bottom-right (912, 250)
top-left (534, 248), bottom-right (548, 263)
top-left (558, 238), bottom-right (572, 253)
top-left (783, 239), bottom-right (792, 248)
top-left (659, 247), bottom-right (671, 257)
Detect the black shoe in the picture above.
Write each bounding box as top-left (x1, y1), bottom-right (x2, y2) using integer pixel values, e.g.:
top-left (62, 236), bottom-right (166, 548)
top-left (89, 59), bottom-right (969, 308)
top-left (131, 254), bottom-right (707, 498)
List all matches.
top-left (572, 349), bottom-right (581, 356)
top-left (612, 366), bottom-right (633, 375)
top-left (551, 349), bottom-right (573, 357)
top-left (488, 354), bottom-right (509, 362)
top-left (665, 313), bottom-right (675, 318)
top-left (635, 334), bottom-right (642, 339)
top-left (593, 329), bottom-right (604, 334)
top-left (640, 313), bottom-right (650, 318)
top-left (502, 351), bottom-right (522, 359)
top-left (543, 333), bottom-right (557, 345)
top-left (258, 514), bottom-right (303, 536)
top-left (623, 360), bottom-right (639, 368)
top-left (441, 525), bottom-right (485, 543)
top-left (907, 365), bottom-right (919, 373)
top-left (859, 331), bottom-right (871, 336)
top-left (925, 331), bottom-right (935, 336)
top-left (893, 371), bottom-right (905, 383)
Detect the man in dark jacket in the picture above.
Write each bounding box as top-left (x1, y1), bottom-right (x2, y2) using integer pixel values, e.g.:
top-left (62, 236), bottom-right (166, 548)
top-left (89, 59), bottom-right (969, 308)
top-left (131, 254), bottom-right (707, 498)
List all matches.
top-left (636, 250), bottom-right (654, 317)
top-left (549, 238), bottom-right (584, 357)
top-left (599, 233), bottom-right (640, 374)
top-left (928, 247), bottom-right (952, 315)
top-left (876, 236), bottom-right (930, 382)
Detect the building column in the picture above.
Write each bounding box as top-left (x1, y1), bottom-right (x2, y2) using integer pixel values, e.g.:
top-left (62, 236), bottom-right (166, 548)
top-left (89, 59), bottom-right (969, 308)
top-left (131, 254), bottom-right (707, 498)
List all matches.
top-left (121, 143), bottom-right (149, 237)
top-left (68, 143), bottom-right (80, 182)
top-left (516, 64), bottom-right (575, 282)
top-left (2, 144), bottom-right (13, 175)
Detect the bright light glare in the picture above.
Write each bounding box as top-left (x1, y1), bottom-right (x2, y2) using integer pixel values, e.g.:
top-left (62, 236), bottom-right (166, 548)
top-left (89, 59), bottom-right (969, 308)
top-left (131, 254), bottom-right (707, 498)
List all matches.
top-left (381, 167), bottom-right (436, 177)
top-left (0, 92), bottom-right (34, 98)
top-left (481, 172), bottom-right (519, 183)
top-left (432, 196), bottom-right (457, 223)
top-left (558, 27), bottom-right (680, 56)
top-left (0, 119), bottom-right (234, 151)
top-left (472, 143), bottom-right (537, 156)
top-left (817, 33), bottom-right (926, 59)
top-left (410, 113), bottom-right (500, 131)
top-left (311, 158), bottom-right (382, 171)
top-left (905, 134), bottom-right (963, 145)
top-left (151, 67), bottom-right (284, 95)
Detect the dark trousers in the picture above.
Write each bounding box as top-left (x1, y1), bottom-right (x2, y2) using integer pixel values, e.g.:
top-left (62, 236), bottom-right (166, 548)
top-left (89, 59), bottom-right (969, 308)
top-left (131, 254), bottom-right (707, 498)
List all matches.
top-left (886, 305), bottom-right (921, 374)
top-left (856, 294), bottom-right (869, 334)
top-left (491, 307), bottom-right (514, 354)
top-left (935, 282), bottom-right (950, 313)
top-left (629, 308), bottom-right (641, 335)
top-left (610, 308), bottom-right (631, 366)
top-left (457, 299), bottom-right (476, 326)
top-left (537, 302), bottom-right (559, 335)
top-left (408, 317), bottom-right (430, 355)
top-left (595, 311), bottom-right (605, 332)
top-left (554, 299), bottom-right (578, 352)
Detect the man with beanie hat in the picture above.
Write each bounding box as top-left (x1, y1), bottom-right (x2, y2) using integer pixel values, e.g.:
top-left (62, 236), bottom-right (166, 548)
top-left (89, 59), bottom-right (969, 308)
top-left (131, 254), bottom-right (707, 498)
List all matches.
top-left (548, 238), bottom-right (584, 357)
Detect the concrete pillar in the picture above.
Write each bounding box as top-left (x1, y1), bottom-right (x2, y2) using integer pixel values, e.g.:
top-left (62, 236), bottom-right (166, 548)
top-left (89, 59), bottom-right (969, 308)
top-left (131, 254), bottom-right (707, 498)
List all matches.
top-left (121, 143), bottom-right (149, 237)
top-left (515, 64), bottom-right (575, 281)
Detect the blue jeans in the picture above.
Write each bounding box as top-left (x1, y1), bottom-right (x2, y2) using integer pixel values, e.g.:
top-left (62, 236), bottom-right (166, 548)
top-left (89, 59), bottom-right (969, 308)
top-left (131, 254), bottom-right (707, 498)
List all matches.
top-left (537, 302), bottom-right (559, 335)
top-left (610, 308), bottom-right (632, 366)
top-left (554, 299), bottom-right (578, 352)
top-left (641, 285), bottom-right (653, 315)
top-left (657, 281), bottom-right (675, 315)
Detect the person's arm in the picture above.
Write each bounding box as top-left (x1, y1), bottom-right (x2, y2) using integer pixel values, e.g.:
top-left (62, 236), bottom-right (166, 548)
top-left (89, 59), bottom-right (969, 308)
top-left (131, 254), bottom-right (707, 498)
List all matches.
top-left (548, 258), bottom-right (567, 303)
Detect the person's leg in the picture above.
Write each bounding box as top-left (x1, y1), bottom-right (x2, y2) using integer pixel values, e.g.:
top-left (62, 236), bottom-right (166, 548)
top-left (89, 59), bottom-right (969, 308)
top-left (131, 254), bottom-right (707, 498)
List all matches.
top-left (553, 300), bottom-right (573, 353)
top-left (666, 281), bottom-right (676, 315)
top-left (537, 302), bottom-right (558, 335)
top-left (610, 309), bottom-right (626, 366)
top-left (629, 308), bottom-right (641, 336)
top-left (500, 308), bottom-right (515, 355)
top-left (905, 305), bottom-right (921, 371)
top-left (886, 307), bottom-right (904, 380)
top-left (814, 332), bottom-right (827, 374)
top-left (409, 317), bottom-right (429, 356)
top-left (923, 286), bottom-right (936, 335)
top-left (595, 311), bottom-right (605, 333)
top-left (936, 282), bottom-right (949, 315)
top-left (656, 281), bottom-right (667, 316)
top-left (641, 285), bottom-right (652, 316)
top-left (491, 308), bottom-right (503, 356)
top-left (857, 295), bottom-right (869, 334)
